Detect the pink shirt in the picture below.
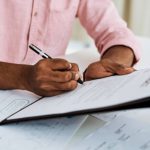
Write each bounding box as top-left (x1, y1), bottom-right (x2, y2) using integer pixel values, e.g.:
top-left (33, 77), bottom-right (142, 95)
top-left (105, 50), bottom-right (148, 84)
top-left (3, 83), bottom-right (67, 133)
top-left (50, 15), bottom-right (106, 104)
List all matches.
top-left (0, 0), bottom-right (140, 64)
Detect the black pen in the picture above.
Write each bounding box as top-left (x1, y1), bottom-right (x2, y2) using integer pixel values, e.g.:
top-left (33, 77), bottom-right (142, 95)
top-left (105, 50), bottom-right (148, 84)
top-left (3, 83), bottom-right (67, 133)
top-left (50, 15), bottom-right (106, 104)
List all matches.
top-left (29, 44), bottom-right (83, 84)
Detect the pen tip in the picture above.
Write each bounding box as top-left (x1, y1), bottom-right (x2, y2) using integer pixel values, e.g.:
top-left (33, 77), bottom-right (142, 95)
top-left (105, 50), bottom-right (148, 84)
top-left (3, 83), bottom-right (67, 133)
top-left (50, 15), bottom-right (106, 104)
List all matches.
top-left (78, 78), bottom-right (84, 84)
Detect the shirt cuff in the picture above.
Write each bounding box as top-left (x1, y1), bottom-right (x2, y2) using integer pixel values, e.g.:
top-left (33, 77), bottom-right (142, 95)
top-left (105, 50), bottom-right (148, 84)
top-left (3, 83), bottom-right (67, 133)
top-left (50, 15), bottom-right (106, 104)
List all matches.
top-left (99, 37), bottom-right (141, 64)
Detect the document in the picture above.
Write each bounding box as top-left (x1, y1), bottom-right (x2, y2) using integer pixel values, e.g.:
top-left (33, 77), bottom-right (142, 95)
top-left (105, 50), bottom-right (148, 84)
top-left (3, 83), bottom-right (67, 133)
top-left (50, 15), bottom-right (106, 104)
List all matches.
top-left (5, 68), bottom-right (150, 123)
top-left (1, 49), bottom-right (150, 124)
top-left (0, 116), bottom-right (87, 150)
top-left (66, 109), bottom-right (150, 150)
top-left (67, 116), bottom-right (150, 150)
top-left (0, 90), bottom-right (40, 123)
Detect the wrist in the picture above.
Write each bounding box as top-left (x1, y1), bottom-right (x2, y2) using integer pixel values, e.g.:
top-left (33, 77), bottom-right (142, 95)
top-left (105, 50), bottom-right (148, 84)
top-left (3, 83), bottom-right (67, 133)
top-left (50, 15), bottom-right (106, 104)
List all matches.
top-left (0, 62), bottom-right (33, 90)
top-left (101, 45), bottom-right (135, 67)
top-left (19, 65), bottom-right (33, 91)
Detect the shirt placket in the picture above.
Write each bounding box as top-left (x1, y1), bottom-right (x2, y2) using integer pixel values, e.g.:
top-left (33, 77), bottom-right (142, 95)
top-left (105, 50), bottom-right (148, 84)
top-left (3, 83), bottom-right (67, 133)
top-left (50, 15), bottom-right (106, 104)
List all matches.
top-left (24, 0), bottom-right (41, 64)
top-left (29, 0), bottom-right (40, 43)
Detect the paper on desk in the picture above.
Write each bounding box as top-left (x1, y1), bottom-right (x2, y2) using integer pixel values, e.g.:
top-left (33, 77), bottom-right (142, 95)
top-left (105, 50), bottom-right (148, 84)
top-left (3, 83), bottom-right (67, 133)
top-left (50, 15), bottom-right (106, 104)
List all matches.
top-left (7, 69), bottom-right (150, 121)
top-left (0, 115), bottom-right (87, 150)
top-left (68, 116), bottom-right (150, 150)
top-left (93, 111), bottom-right (121, 122)
top-left (94, 108), bottom-right (150, 125)
top-left (0, 90), bottom-right (40, 122)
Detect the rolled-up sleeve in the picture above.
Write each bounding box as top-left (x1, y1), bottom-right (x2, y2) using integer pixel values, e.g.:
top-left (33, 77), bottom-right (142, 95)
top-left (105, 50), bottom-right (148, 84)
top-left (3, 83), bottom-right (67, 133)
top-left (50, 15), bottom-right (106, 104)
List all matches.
top-left (77, 0), bottom-right (141, 61)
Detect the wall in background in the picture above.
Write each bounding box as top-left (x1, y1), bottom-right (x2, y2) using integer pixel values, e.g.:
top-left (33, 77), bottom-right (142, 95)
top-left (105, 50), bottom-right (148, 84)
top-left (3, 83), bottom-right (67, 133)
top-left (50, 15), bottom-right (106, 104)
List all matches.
top-left (71, 0), bottom-right (150, 44)
top-left (128, 0), bottom-right (150, 37)
top-left (114, 0), bottom-right (150, 37)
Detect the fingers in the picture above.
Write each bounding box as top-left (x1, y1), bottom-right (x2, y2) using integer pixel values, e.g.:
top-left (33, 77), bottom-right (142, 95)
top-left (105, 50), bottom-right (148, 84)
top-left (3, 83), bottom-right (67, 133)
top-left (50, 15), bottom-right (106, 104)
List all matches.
top-left (53, 80), bottom-right (78, 91)
top-left (70, 63), bottom-right (79, 72)
top-left (35, 67), bottom-right (80, 83)
top-left (48, 71), bottom-right (80, 82)
top-left (84, 59), bottom-right (135, 81)
top-left (101, 59), bottom-right (135, 75)
top-left (39, 58), bottom-right (72, 71)
top-left (35, 59), bottom-right (80, 82)
top-left (33, 80), bottom-right (78, 96)
top-left (50, 59), bottom-right (72, 71)
top-left (36, 90), bottom-right (65, 97)
top-left (29, 59), bottom-right (80, 96)
top-left (115, 67), bottom-right (135, 75)
top-left (38, 59), bottom-right (80, 72)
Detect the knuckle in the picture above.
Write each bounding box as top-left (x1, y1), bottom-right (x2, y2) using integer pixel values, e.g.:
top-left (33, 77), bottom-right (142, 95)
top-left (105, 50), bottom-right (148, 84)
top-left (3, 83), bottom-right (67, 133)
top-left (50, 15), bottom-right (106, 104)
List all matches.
top-left (53, 58), bottom-right (67, 63)
top-left (36, 59), bottom-right (52, 70)
top-left (63, 61), bottom-right (70, 69)
top-left (71, 63), bottom-right (77, 67)
top-left (56, 58), bottom-right (70, 68)
top-left (64, 72), bottom-right (72, 81)
top-left (71, 63), bottom-right (79, 71)
top-left (66, 81), bottom-right (77, 90)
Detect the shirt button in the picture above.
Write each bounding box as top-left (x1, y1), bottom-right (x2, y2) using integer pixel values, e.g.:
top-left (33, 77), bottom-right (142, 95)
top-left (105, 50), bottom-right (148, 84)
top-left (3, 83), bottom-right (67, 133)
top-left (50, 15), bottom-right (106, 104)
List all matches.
top-left (33, 12), bottom-right (38, 17)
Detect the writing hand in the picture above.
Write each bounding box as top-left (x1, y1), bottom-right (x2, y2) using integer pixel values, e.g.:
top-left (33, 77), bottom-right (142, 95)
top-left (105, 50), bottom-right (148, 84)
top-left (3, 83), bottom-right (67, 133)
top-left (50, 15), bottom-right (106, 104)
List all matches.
top-left (24, 58), bottom-right (80, 96)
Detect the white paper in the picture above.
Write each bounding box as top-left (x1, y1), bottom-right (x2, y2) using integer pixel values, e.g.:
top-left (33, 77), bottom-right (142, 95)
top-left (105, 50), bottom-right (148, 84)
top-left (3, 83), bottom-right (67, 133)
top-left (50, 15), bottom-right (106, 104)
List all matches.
top-left (93, 111), bottom-right (121, 122)
top-left (123, 130), bottom-right (150, 150)
top-left (0, 116), bottom-right (87, 150)
top-left (68, 116), bottom-right (150, 150)
top-left (8, 69), bottom-right (150, 121)
top-left (0, 90), bottom-right (40, 123)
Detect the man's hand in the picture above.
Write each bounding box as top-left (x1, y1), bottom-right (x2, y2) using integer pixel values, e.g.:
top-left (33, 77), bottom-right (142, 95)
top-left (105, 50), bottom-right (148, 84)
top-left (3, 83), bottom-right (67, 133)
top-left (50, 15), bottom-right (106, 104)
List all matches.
top-left (84, 46), bottom-right (136, 81)
top-left (24, 59), bottom-right (80, 96)
top-left (0, 59), bottom-right (80, 96)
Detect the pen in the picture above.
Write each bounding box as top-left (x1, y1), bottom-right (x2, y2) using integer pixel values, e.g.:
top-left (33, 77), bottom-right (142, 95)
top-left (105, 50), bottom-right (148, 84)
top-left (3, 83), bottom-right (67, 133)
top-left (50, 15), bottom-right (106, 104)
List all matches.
top-left (29, 44), bottom-right (83, 84)
top-left (29, 44), bottom-right (51, 59)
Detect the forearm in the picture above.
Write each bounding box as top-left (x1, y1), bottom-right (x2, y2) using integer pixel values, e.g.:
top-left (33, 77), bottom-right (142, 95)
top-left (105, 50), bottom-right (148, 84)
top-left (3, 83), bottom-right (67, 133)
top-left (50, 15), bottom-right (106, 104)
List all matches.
top-left (0, 61), bottom-right (32, 90)
top-left (101, 46), bottom-right (135, 67)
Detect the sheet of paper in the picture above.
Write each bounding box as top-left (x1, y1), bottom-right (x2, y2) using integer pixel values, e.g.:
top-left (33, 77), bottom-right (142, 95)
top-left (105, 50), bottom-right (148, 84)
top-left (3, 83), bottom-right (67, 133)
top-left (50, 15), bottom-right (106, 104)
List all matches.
top-left (0, 115), bottom-right (87, 150)
top-left (67, 116), bottom-right (150, 150)
top-left (66, 109), bottom-right (150, 150)
top-left (7, 69), bottom-right (150, 121)
top-left (0, 90), bottom-right (40, 123)
top-left (65, 115), bottom-right (107, 150)
top-left (93, 112), bottom-right (121, 122)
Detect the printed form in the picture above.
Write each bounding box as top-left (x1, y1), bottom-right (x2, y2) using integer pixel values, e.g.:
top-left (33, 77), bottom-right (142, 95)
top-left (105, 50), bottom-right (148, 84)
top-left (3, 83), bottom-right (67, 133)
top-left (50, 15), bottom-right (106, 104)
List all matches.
top-left (0, 116), bottom-right (87, 150)
top-left (0, 90), bottom-right (40, 122)
top-left (7, 69), bottom-right (150, 121)
top-left (66, 113), bottom-right (150, 150)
